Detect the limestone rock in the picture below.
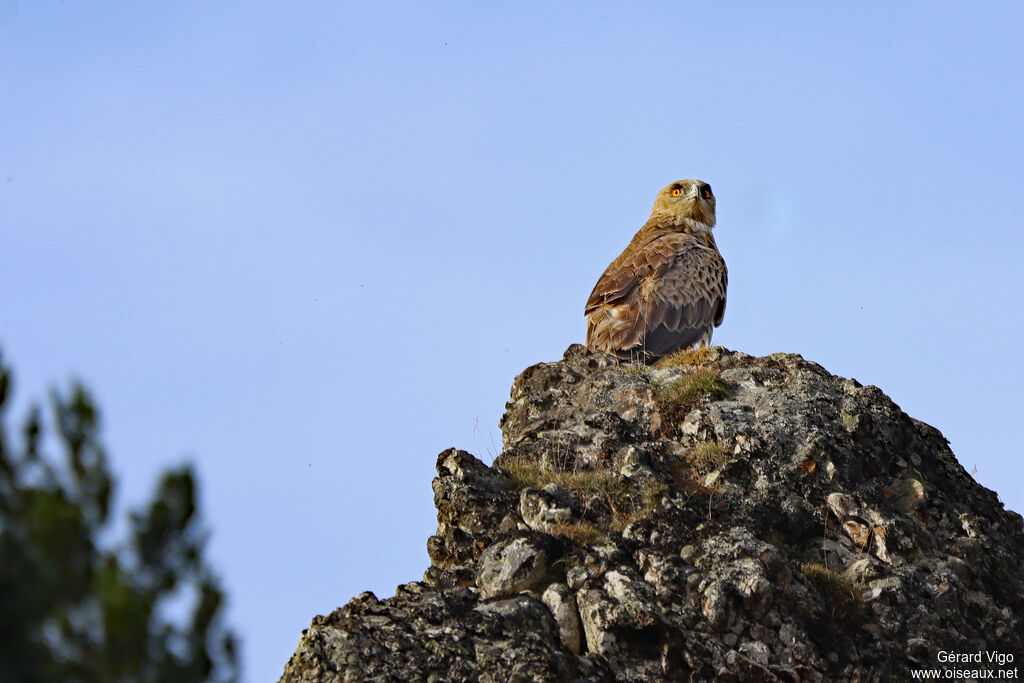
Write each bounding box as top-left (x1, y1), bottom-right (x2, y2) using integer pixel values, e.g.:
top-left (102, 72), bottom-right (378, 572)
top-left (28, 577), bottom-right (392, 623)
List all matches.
top-left (280, 345), bottom-right (1024, 682)
top-left (475, 536), bottom-right (554, 599)
top-left (520, 486), bottom-right (574, 532)
top-left (541, 582), bottom-right (583, 654)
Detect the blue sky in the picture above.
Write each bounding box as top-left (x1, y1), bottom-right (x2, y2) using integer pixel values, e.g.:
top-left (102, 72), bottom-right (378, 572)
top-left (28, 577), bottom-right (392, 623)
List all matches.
top-left (2, 3), bottom-right (1022, 680)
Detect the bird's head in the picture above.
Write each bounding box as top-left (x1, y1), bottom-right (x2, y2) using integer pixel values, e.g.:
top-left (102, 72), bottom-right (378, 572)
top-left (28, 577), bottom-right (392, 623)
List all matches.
top-left (651, 179), bottom-right (716, 227)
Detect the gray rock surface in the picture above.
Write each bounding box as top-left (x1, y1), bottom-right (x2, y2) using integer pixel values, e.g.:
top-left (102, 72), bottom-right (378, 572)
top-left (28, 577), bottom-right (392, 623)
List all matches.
top-left (280, 345), bottom-right (1024, 681)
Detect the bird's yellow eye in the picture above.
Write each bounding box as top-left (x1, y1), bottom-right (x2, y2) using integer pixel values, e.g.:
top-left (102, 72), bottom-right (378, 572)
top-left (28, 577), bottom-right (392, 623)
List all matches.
top-left (671, 188), bottom-right (682, 197)
top-left (702, 187), bottom-right (712, 199)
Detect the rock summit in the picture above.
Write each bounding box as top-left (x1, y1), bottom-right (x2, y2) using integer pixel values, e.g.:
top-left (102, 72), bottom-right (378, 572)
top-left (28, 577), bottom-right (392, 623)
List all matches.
top-left (281, 345), bottom-right (1024, 681)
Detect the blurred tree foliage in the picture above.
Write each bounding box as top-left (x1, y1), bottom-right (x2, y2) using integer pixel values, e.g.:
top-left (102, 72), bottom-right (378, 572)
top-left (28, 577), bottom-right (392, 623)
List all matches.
top-left (0, 351), bottom-right (239, 683)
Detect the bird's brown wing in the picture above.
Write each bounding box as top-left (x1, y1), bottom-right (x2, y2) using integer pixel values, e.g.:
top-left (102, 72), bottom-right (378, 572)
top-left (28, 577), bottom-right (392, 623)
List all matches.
top-left (584, 231), bottom-right (666, 314)
top-left (586, 232), bottom-right (727, 359)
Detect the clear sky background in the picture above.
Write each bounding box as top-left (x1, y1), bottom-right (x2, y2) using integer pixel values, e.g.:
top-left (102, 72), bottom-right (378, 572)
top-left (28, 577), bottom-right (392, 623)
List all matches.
top-left (2, 3), bottom-right (1022, 680)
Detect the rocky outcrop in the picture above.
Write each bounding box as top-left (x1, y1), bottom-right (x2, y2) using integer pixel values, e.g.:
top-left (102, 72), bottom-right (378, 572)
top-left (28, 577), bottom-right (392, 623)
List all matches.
top-left (280, 345), bottom-right (1024, 681)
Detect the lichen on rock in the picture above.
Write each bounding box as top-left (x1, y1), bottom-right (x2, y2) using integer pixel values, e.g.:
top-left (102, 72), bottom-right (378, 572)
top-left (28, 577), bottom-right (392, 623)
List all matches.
top-left (280, 345), bottom-right (1024, 682)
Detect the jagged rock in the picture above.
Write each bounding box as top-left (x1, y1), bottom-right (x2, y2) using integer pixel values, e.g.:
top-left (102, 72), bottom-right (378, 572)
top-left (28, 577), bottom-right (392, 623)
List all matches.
top-left (476, 535), bottom-right (555, 599)
top-left (577, 587), bottom-right (620, 657)
top-left (520, 486), bottom-right (575, 532)
top-left (281, 345), bottom-right (1024, 682)
top-left (542, 582), bottom-right (584, 654)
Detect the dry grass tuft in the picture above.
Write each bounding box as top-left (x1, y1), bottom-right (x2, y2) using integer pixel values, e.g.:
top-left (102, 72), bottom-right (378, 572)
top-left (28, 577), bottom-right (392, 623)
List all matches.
top-left (654, 369), bottom-right (732, 426)
top-left (657, 345), bottom-right (714, 368)
top-left (496, 455), bottom-right (627, 501)
top-left (686, 441), bottom-right (729, 472)
top-left (621, 363), bottom-right (652, 379)
top-left (497, 455), bottom-right (670, 543)
top-left (547, 521), bottom-right (608, 546)
top-left (609, 480), bottom-right (669, 531)
top-left (800, 562), bottom-right (867, 621)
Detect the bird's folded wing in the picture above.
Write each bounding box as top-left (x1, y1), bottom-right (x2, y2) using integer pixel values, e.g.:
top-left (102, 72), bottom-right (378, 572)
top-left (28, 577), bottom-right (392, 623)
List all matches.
top-left (584, 232), bottom-right (672, 314)
top-left (642, 236), bottom-right (727, 355)
top-left (586, 233), bottom-right (726, 357)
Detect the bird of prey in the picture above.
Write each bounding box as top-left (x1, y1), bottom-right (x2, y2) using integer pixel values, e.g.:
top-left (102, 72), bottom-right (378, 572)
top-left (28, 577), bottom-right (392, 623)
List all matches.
top-left (585, 179), bottom-right (727, 362)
